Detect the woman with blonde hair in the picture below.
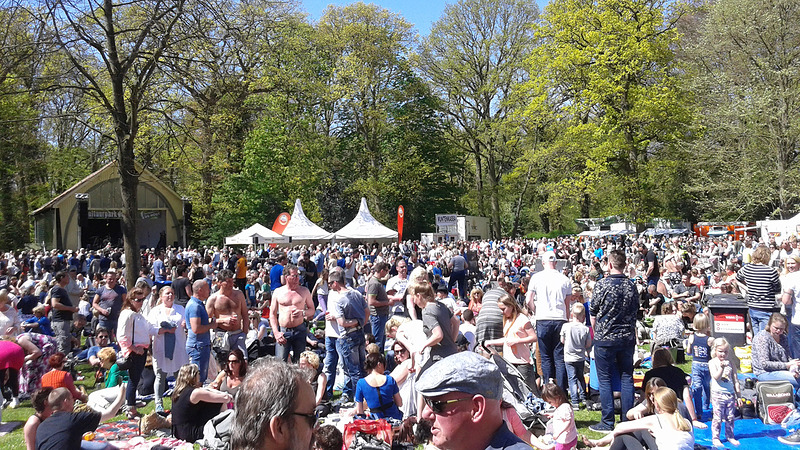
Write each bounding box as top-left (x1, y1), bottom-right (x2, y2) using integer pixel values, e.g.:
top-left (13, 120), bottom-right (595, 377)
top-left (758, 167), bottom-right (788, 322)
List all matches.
top-left (299, 350), bottom-right (328, 415)
top-left (405, 267), bottom-right (430, 320)
top-left (737, 244), bottom-right (781, 336)
top-left (0, 289), bottom-right (21, 337)
top-left (485, 294), bottom-right (537, 387)
top-left (171, 364), bottom-right (232, 443)
top-left (147, 286), bottom-right (187, 413)
top-left (586, 386), bottom-right (693, 450)
top-left (468, 288), bottom-right (484, 316)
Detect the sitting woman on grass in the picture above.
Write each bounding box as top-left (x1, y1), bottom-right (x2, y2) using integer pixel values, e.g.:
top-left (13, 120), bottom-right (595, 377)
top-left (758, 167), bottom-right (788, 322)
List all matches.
top-left (584, 387), bottom-right (694, 450)
top-left (642, 348), bottom-right (706, 428)
top-left (354, 352), bottom-right (402, 420)
top-left (172, 363), bottom-right (233, 443)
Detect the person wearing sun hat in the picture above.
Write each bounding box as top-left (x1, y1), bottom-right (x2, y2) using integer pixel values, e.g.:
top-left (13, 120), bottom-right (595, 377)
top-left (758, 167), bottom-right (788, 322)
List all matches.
top-left (416, 351), bottom-right (532, 450)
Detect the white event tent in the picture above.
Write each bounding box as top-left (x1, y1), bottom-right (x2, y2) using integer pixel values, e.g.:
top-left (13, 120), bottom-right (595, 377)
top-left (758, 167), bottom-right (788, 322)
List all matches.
top-left (225, 223), bottom-right (289, 245)
top-left (334, 197), bottom-right (399, 242)
top-left (281, 199), bottom-right (334, 243)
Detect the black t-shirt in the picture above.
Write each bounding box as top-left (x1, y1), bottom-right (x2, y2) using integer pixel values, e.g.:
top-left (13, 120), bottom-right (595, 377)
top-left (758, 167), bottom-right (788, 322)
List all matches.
top-left (172, 276), bottom-right (192, 308)
top-left (36, 410), bottom-right (101, 450)
top-left (645, 251), bottom-right (659, 276)
top-left (172, 387), bottom-right (222, 443)
top-left (50, 286), bottom-right (73, 321)
top-left (642, 365), bottom-right (688, 400)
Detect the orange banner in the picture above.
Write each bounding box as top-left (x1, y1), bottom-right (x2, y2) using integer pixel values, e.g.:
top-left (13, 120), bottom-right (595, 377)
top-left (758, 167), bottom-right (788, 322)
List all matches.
top-left (397, 205), bottom-right (404, 242)
top-left (272, 212), bottom-right (291, 234)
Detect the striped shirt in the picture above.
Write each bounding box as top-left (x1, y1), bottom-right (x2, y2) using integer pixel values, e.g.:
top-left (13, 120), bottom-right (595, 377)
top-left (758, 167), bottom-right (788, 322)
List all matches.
top-left (736, 263), bottom-right (781, 310)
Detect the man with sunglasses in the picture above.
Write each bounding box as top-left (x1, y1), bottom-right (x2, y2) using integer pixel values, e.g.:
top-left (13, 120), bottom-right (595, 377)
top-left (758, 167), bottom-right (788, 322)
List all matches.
top-left (416, 351), bottom-right (532, 450)
top-left (231, 359), bottom-right (316, 450)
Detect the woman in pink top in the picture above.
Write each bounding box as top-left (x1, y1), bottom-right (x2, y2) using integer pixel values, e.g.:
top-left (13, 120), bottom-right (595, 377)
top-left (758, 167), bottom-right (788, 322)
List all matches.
top-left (486, 294), bottom-right (537, 387)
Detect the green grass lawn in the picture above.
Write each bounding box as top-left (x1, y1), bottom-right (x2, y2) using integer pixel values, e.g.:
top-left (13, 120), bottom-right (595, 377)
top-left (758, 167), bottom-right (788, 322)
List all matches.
top-left (0, 361), bottom-right (172, 450)
top-left (0, 345), bottom-right (694, 449)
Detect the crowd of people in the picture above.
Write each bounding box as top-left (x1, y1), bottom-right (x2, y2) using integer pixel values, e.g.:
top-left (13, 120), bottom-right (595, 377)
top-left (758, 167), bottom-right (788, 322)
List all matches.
top-left (1, 231), bottom-right (799, 449)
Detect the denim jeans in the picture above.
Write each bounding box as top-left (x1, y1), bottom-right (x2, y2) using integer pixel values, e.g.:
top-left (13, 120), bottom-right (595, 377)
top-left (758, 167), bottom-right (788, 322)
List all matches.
top-left (275, 323), bottom-right (308, 363)
top-left (536, 320), bottom-right (568, 391)
top-left (323, 336), bottom-right (339, 399)
top-left (790, 323), bottom-right (800, 359)
top-left (370, 314), bottom-right (389, 353)
top-left (750, 308), bottom-right (773, 337)
top-left (125, 352), bottom-right (148, 407)
top-left (448, 270), bottom-right (467, 299)
top-left (757, 370), bottom-right (800, 393)
top-left (595, 339), bottom-right (635, 428)
top-left (565, 360), bottom-right (586, 405)
top-left (336, 329), bottom-right (366, 398)
top-left (691, 361), bottom-right (711, 417)
top-left (187, 342), bottom-right (211, 383)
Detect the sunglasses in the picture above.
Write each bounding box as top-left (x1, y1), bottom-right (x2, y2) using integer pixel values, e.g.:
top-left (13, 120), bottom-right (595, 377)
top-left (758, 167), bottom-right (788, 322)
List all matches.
top-left (424, 396), bottom-right (473, 414)
top-left (228, 359), bottom-right (241, 364)
top-left (292, 411), bottom-right (317, 428)
top-left (132, 298), bottom-right (144, 302)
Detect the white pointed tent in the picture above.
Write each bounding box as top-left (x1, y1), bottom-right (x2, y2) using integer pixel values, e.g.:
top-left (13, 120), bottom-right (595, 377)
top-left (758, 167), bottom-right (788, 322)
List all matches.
top-left (225, 223), bottom-right (289, 245)
top-left (335, 198), bottom-right (399, 241)
top-left (280, 199), bottom-right (334, 242)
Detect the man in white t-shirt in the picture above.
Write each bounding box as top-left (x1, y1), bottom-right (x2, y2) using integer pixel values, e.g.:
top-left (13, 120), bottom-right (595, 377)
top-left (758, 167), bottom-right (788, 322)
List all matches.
top-left (526, 251), bottom-right (571, 392)
top-left (322, 272), bottom-right (344, 399)
top-left (386, 258), bottom-right (409, 314)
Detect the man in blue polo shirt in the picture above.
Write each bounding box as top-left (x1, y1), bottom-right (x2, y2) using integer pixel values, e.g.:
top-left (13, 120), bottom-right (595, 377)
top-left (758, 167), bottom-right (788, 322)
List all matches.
top-left (186, 279), bottom-right (233, 383)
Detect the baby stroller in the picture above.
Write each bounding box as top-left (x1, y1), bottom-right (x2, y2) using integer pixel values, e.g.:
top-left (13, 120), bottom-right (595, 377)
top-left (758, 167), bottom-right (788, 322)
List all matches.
top-left (481, 344), bottom-right (548, 431)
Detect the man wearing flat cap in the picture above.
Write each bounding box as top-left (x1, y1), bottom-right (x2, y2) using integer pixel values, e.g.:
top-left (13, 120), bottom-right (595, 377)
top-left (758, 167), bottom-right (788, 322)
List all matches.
top-left (417, 352), bottom-right (533, 450)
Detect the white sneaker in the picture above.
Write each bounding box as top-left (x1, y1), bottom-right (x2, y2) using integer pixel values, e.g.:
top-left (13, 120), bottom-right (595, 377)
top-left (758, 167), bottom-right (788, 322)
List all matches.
top-left (8, 398), bottom-right (19, 409)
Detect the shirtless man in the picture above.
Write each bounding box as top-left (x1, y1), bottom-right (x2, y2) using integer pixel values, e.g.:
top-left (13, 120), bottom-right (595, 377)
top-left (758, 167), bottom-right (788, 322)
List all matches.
top-left (269, 264), bottom-right (315, 362)
top-left (207, 269), bottom-right (247, 354)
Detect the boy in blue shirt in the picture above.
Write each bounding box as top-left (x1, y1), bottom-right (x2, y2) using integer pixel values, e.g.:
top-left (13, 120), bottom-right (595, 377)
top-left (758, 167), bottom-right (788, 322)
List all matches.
top-left (22, 305), bottom-right (54, 336)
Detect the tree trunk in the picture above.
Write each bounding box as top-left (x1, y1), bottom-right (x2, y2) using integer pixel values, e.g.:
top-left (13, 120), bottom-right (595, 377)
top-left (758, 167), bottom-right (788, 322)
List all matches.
top-left (473, 146), bottom-right (486, 217)
top-left (118, 139), bottom-right (140, 290)
top-left (540, 212), bottom-right (550, 233)
top-left (511, 162), bottom-right (533, 238)
top-left (486, 151), bottom-right (501, 239)
top-left (581, 192), bottom-right (591, 219)
top-left (0, 175), bottom-right (14, 249)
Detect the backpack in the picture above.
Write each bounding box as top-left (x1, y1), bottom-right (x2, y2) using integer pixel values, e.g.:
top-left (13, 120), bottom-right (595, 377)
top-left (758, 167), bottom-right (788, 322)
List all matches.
top-left (199, 409), bottom-right (234, 450)
top-left (756, 380), bottom-right (796, 424)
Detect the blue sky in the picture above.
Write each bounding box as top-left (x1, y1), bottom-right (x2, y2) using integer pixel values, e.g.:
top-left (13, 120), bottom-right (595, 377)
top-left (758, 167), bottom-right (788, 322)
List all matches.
top-left (300, 0), bottom-right (550, 35)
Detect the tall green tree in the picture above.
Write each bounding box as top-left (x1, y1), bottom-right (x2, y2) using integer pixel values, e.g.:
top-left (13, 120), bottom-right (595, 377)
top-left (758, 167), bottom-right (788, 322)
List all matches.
top-left (316, 2), bottom-right (416, 219)
top-left (0, 3), bottom-right (47, 247)
top-left (419, 0), bottom-right (538, 238)
top-left (684, 0), bottom-right (800, 220)
top-left (522, 0), bottom-right (692, 223)
top-left (157, 0), bottom-right (305, 240)
top-left (44, 0), bottom-right (186, 283)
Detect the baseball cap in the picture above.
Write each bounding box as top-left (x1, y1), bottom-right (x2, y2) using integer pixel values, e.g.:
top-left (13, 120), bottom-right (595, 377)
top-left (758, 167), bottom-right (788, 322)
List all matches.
top-left (68, 265), bottom-right (78, 272)
top-left (416, 352), bottom-right (502, 400)
top-left (542, 251), bottom-right (556, 262)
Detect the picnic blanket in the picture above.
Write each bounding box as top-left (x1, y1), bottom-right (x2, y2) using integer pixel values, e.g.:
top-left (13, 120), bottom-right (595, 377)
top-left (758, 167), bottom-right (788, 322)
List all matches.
top-left (106, 436), bottom-right (194, 449)
top-left (93, 419), bottom-right (140, 442)
top-left (694, 417), bottom-right (788, 449)
top-left (0, 421), bottom-right (22, 437)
